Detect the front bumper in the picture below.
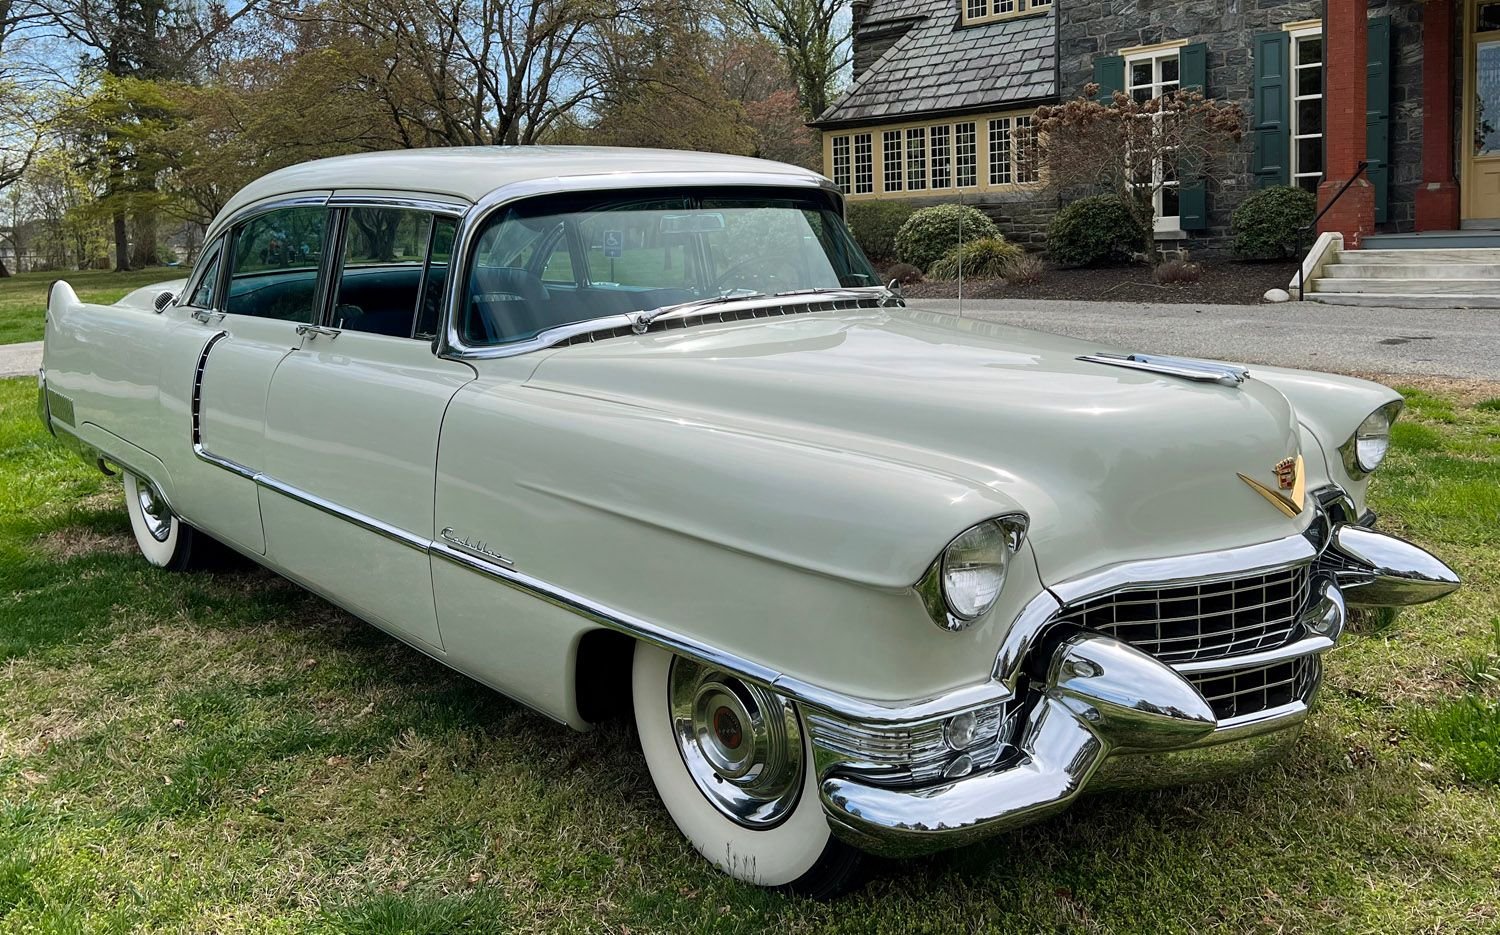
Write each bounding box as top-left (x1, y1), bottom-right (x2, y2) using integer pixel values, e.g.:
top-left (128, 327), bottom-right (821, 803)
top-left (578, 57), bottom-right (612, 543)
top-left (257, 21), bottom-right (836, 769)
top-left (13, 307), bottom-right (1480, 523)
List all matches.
top-left (818, 523), bottom-right (1458, 857)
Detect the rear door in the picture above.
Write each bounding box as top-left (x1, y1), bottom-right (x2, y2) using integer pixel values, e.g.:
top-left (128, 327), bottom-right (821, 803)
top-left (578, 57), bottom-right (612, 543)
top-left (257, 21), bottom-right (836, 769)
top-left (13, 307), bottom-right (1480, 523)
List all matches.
top-left (188, 198), bottom-right (334, 553)
top-left (259, 205), bottom-right (472, 651)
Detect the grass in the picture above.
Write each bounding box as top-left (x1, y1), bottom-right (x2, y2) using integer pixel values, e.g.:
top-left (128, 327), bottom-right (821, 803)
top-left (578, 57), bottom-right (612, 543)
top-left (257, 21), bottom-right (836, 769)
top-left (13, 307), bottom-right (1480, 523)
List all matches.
top-left (1, 376), bottom-right (1499, 932)
top-left (0, 268), bottom-right (182, 345)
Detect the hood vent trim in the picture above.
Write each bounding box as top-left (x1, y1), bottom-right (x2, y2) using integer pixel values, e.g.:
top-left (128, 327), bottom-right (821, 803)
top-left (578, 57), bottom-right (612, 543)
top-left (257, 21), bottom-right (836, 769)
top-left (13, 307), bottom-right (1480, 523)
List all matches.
top-left (1077, 353), bottom-right (1249, 387)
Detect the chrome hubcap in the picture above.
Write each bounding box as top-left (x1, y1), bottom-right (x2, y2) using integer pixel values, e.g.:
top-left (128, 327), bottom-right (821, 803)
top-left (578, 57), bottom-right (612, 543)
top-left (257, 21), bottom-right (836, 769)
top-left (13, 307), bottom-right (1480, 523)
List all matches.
top-left (669, 656), bottom-right (803, 828)
top-left (135, 480), bottom-right (172, 542)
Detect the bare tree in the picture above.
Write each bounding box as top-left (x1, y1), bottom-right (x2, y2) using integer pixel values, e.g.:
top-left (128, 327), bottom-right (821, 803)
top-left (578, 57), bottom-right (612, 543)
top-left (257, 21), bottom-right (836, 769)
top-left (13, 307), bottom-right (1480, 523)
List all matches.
top-left (309, 0), bottom-right (651, 147)
top-left (1033, 86), bottom-right (1244, 261)
top-left (0, 0), bottom-right (48, 275)
top-left (733, 0), bottom-right (846, 118)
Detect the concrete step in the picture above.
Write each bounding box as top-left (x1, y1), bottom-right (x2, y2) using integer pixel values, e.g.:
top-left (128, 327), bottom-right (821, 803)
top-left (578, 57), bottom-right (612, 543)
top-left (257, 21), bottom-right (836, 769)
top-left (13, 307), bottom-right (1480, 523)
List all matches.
top-left (1309, 278), bottom-right (1500, 295)
top-left (1343, 248), bottom-right (1500, 264)
top-left (1302, 291), bottom-right (1500, 308)
top-left (1362, 231), bottom-right (1500, 249)
top-left (1322, 262), bottom-right (1500, 279)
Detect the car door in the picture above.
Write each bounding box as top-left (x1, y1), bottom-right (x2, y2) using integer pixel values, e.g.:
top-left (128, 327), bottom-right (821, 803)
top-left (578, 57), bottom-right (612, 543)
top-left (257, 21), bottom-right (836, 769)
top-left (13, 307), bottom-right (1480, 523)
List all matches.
top-left (177, 199), bottom-right (334, 554)
top-left (258, 204), bottom-right (473, 652)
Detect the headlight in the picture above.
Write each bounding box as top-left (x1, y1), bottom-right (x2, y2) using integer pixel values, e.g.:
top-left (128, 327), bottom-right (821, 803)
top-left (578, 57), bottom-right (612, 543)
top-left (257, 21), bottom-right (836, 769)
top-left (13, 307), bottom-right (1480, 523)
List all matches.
top-left (1339, 400), bottom-right (1403, 478)
top-left (918, 515), bottom-right (1028, 632)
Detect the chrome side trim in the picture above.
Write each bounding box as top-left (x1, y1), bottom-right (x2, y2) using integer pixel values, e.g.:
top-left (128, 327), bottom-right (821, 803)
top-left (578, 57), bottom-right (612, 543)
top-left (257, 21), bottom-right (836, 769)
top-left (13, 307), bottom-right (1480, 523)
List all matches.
top-left (257, 473), bottom-right (431, 552)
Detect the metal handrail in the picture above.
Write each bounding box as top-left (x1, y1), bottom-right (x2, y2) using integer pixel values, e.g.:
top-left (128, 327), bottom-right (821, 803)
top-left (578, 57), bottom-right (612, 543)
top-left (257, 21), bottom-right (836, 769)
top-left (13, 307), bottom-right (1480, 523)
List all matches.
top-left (1295, 160), bottom-right (1370, 300)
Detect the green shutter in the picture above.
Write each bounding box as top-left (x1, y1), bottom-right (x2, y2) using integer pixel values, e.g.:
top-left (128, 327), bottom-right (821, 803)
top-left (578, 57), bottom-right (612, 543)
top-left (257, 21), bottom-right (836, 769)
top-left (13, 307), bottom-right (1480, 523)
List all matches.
top-left (1252, 31), bottom-right (1290, 188)
top-left (1177, 42), bottom-right (1210, 229)
top-left (1367, 15), bottom-right (1392, 222)
top-left (1093, 55), bottom-right (1125, 98)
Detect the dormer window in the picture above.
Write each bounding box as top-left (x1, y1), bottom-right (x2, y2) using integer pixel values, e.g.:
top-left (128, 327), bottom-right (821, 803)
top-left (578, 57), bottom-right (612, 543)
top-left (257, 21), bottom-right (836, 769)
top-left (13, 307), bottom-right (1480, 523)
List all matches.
top-left (962, 0), bottom-right (1049, 27)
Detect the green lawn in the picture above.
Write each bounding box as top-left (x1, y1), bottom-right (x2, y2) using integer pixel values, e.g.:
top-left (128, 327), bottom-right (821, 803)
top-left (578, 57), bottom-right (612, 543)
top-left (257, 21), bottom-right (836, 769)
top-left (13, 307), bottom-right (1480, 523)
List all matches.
top-left (0, 268), bottom-right (182, 345)
top-left (0, 376), bottom-right (1497, 933)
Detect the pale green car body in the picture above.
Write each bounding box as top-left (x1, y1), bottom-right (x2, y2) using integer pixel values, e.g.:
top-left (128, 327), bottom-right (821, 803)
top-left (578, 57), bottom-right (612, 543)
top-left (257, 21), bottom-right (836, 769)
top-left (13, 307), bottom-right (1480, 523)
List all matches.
top-left (36, 147), bottom-right (1459, 868)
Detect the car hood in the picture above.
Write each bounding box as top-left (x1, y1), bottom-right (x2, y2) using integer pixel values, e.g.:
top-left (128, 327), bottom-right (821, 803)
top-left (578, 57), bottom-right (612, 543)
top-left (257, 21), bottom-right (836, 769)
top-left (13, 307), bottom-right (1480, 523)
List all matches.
top-left (524, 304), bottom-right (1312, 587)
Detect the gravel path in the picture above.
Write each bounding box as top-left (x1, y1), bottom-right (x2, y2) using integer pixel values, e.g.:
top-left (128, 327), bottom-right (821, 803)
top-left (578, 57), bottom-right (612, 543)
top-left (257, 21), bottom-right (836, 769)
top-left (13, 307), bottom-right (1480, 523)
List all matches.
top-left (911, 298), bottom-right (1500, 379)
top-left (0, 341), bottom-right (41, 379)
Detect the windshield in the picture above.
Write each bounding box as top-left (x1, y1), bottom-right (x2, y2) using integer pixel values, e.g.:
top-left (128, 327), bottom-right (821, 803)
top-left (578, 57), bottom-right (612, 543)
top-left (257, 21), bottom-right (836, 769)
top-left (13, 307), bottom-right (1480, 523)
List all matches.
top-left (459, 189), bottom-right (878, 347)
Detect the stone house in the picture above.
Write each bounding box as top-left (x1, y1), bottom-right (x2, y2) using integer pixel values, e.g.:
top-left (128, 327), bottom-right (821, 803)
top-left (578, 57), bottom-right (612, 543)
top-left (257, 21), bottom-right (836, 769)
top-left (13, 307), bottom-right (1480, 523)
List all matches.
top-left (810, 0), bottom-right (1475, 258)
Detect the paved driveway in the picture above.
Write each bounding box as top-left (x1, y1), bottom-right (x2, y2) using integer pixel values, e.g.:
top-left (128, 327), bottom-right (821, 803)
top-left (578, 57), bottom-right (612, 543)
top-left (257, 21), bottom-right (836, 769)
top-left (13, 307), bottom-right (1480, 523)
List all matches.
top-left (4, 300), bottom-right (1495, 380)
top-left (0, 341), bottom-right (41, 379)
top-left (912, 298), bottom-right (1500, 379)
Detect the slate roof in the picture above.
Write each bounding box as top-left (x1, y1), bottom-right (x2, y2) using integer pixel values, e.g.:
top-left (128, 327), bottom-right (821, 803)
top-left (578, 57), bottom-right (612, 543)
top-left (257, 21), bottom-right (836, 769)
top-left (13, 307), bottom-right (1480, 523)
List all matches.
top-left (813, 2), bottom-right (1055, 127)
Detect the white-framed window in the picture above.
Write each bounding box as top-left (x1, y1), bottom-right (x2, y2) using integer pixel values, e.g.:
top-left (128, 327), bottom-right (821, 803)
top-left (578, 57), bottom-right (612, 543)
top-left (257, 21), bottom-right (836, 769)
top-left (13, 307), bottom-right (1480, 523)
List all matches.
top-left (1125, 47), bottom-right (1182, 231)
top-left (1014, 115), bottom-right (1038, 183)
top-left (962, 0), bottom-right (1047, 26)
top-left (853, 133), bottom-right (874, 194)
top-left (930, 125), bottom-right (952, 189)
top-left (1289, 26), bottom-right (1324, 194)
top-left (906, 127), bottom-right (927, 190)
top-left (988, 117), bottom-right (1012, 185)
top-left (882, 130), bottom-right (904, 192)
top-left (831, 135), bottom-right (851, 194)
top-left (955, 122), bottom-right (978, 187)
top-left (831, 113), bottom-right (1038, 197)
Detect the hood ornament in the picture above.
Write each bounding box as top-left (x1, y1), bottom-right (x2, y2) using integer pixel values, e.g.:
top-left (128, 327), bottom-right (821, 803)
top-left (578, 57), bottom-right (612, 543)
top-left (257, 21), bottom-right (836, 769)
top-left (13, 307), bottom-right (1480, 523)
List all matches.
top-left (1078, 352), bottom-right (1249, 386)
top-left (1238, 455), bottom-right (1306, 518)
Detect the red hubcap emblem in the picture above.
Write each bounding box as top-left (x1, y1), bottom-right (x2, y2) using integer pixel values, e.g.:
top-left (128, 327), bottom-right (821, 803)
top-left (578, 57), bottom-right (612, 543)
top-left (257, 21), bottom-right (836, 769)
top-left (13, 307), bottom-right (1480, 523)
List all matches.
top-left (713, 706), bottom-right (743, 750)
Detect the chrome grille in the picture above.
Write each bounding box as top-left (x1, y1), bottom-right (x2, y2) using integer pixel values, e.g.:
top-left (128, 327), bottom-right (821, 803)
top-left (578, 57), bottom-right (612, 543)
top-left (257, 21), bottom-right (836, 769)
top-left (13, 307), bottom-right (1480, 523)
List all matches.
top-left (1185, 656), bottom-right (1320, 721)
top-left (1057, 566), bottom-right (1312, 665)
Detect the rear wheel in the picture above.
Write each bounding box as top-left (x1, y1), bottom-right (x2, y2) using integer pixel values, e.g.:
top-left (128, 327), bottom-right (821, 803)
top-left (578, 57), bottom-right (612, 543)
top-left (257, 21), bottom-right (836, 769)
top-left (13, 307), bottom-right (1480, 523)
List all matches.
top-left (632, 642), bottom-right (864, 897)
top-left (123, 472), bottom-right (207, 571)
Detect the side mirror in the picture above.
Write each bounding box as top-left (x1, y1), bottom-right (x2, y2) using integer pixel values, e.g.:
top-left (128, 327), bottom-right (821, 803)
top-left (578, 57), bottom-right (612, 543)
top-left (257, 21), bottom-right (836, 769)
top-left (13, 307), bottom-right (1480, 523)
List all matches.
top-left (153, 290), bottom-right (176, 312)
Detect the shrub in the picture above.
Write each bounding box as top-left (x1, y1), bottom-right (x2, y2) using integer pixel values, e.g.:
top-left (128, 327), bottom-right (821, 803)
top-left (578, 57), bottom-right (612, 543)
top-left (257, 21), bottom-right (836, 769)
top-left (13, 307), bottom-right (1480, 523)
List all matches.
top-left (926, 237), bottom-right (1023, 280)
top-left (1047, 195), bottom-right (1140, 267)
top-left (845, 201), bottom-right (918, 263)
top-left (893, 204), bottom-right (1000, 272)
top-left (1001, 252), bottom-right (1045, 285)
top-left (1232, 186), bottom-right (1317, 259)
top-left (885, 262), bottom-right (924, 285)
top-left (1153, 258), bottom-right (1202, 284)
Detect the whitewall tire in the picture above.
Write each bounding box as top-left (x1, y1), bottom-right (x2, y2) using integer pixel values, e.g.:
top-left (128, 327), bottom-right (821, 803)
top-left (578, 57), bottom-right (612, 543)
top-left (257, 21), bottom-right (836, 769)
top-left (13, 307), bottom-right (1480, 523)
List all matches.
top-left (632, 642), bottom-right (864, 896)
top-left (123, 471), bottom-right (202, 571)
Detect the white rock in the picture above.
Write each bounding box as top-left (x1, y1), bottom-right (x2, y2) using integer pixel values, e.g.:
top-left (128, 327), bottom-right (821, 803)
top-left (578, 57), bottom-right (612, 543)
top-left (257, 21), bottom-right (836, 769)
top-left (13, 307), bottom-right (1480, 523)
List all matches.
top-left (1263, 288), bottom-right (1291, 303)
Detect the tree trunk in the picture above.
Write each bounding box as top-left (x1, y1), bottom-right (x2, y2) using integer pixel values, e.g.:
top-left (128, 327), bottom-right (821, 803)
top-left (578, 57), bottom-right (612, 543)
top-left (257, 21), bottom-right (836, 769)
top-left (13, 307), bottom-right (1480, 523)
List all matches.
top-left (0, 258), bottom-right (11, 278)
top-left (131, 210), bottom-right (159, 268)
top-left (113, 210), bottom-right (131, 271)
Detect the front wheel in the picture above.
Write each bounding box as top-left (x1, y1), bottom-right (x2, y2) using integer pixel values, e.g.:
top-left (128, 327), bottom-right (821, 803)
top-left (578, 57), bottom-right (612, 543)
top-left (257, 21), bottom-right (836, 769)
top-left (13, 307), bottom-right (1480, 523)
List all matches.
top-left (632, 642), bottom-right (864, 897)
top-left (122, 472), bottom-right (208, 571)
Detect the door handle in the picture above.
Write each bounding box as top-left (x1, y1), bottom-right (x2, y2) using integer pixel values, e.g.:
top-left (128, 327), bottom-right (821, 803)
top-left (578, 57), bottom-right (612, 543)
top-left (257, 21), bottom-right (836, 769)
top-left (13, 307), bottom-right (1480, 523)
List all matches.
top-left (295, 323), bottom-right (341, 340)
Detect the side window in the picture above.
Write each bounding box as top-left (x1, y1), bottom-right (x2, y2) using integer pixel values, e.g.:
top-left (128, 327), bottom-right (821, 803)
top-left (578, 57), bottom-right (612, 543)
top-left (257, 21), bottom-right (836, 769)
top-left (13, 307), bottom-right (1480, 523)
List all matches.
top-left (414, 217), bottom-right (457, 341)
top-left (186, 237), bottom-right (225, 308)
top-left (333, 207), bottom-right (432, 337)
top-left (226, 206), bottom-right (328, 322)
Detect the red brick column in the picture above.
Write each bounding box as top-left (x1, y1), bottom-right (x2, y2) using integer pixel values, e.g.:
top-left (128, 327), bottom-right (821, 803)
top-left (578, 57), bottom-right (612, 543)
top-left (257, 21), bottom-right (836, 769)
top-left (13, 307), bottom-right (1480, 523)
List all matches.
top-left (1318, 0), bottom-right (1376, 245)
top-left (1416, 0), bottom-right (1461, 230)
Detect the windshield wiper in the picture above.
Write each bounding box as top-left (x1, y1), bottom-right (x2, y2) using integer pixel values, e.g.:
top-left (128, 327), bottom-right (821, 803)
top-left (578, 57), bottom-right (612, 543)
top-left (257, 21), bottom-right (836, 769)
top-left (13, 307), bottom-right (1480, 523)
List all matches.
top-left (629, 286), bottom-right (898, 334)
top-left (630, 290), bottom-right (766, 332)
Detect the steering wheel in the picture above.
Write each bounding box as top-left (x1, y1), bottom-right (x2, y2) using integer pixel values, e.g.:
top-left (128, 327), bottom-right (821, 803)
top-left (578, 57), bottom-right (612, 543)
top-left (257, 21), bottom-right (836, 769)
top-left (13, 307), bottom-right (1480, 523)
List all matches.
top-left (713, 254), bottom-right (801, 295)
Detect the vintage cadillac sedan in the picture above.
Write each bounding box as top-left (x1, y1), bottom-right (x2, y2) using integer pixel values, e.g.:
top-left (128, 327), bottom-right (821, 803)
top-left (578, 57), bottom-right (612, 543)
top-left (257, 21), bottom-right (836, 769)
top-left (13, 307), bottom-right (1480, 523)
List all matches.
top-left (37, 147), bottom-right (1460, 896)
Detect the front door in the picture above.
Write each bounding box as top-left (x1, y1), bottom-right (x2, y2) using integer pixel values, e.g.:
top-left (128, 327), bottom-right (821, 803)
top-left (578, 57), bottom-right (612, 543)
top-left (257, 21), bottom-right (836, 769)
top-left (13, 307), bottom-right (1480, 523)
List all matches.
top-left (1464, 1), bottom-right (1500, 220)
top-left (259, 206), bottom-right (469, 652)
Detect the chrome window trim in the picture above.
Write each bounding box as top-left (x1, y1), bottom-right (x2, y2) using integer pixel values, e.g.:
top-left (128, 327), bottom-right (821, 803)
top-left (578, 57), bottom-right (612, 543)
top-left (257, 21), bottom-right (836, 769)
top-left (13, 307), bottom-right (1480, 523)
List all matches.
top-left (434, 171), bottom-right (844, 361)
top-left (325, 194), bottom-right (469, 215)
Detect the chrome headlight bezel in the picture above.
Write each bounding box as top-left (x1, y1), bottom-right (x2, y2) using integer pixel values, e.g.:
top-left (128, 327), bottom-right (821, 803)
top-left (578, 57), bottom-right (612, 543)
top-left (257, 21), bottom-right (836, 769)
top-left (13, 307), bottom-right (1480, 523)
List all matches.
top-left (917, 514), bottom-right (1028, 632)
top-left (1338, 400), bottom-right (1403, 479)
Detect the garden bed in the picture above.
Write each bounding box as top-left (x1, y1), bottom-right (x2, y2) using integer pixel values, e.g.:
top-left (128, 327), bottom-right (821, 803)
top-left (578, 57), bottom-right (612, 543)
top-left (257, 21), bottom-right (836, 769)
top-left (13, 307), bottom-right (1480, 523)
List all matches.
top-left (896, 259), bottom-right (1301, 306)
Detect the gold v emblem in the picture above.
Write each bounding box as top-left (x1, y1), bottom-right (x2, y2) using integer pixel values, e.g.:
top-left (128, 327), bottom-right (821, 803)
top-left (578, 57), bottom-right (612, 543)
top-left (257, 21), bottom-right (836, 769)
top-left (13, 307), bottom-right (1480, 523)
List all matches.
top-left (1238, 454), bottom-right (1306, 518)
